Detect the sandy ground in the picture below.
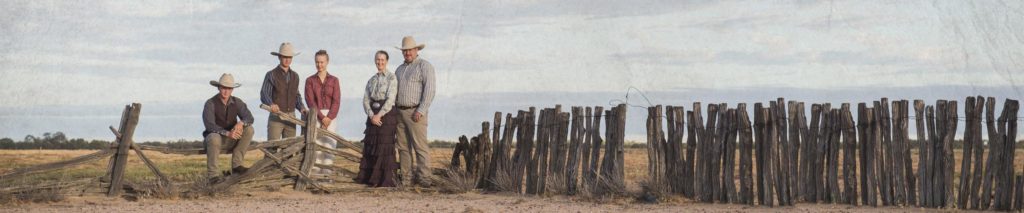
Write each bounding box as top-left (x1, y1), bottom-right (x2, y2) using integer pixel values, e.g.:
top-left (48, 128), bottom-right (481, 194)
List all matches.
top-left (1, 188), bottom-right (974, 213)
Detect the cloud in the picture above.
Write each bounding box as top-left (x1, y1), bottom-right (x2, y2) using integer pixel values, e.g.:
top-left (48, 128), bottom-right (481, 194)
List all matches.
top-left (2, 0), bottom-right (1024, 107)
top-left (815, 50), bottom-right (919, 65)
top-left (102, 1), bottom-right (224, 18)
top-left (312, 0), bottom-right (460, 26)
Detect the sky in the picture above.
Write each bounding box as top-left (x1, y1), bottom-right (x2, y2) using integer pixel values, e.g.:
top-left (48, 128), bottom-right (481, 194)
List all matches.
top-left (0, 0), bottom-right (1022, 142)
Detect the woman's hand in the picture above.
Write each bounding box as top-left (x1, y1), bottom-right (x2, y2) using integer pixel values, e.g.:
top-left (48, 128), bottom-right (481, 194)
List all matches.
top-left (371, 114), bottom-right (383, 126)
top-left (321, 117), bottom-right (332, 127)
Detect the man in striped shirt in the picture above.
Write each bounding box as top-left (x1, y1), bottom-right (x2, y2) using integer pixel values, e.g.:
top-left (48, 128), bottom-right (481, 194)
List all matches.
top-left (261, 42), bottom-right (307, 141)
top-left (394, 36), bottom-right (436, 187)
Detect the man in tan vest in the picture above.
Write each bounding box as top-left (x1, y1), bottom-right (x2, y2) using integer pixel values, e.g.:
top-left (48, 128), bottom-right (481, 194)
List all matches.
top-left (260, 42), bottom-right (308, 141)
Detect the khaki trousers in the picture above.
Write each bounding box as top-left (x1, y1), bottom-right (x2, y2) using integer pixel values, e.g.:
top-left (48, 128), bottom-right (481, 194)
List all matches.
top-left (205, 126), bottom-right (254, 177)
top-left (395, 108), bottom-right (431, 184)
top-left (267, 113), bottom-right (296, 140)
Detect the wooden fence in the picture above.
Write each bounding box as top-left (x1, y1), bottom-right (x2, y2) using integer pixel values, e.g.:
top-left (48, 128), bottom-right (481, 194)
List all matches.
top-left (3, 97), bottom-right (1023, 210)
top-left (452, 104), bottom-right (629, 196)
top-left (451, 96), bottom-right (1023, 210)
top-left (0, 103), bottom-right (364, 196)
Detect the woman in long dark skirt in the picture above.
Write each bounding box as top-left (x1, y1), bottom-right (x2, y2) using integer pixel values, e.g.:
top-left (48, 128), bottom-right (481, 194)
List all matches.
top-left (354, 50), bottom-right (399, 187)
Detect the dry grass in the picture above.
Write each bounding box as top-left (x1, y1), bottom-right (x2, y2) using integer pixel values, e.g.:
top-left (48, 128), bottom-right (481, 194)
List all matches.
top-left (432, 166), bottom-right (476, 194)
top-left (0, 148), bottom-right (456, 197)
top-left (0, 186), bottom-right (66, 204)
top-left (490, 169), bottom-right (518, 192)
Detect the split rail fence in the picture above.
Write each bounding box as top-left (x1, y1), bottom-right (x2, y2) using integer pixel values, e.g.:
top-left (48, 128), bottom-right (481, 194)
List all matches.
top-left (0, 103), bottom-right (364, 196)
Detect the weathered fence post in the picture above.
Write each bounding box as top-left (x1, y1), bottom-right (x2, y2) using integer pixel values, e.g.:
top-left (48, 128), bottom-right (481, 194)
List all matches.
top-left (587, 106), bottom-right (604, 194)
top-left (475, 121), bottom-right (491, 187)
top-left (913, 100), bottom-right (928, 207)
top-left (107, 103), bottom-right (141, 197)
top-left (703, 103), bottom-right (719, 202)
top-left (896, 100), bottom-right (915, 207)
top-left (737, 103), bottom-right (754, 205)
top-left (646, 106), bottom-right (664, 190)
top-left (979, 97), bottom-right (998, 210)
top-left (967, 97), bottom-right (985, 209)
top-left (295, 106), bottom-right (319, 190)
top-left (566, 107), bottom-right (584, 195)
top-left (580, 107), bottom-right (593, 192)
top-left (691, 103), bottom-right (705, 200)
top-left (841, 104), bottom-right (858, 205)
top-left (995, 99), bottom-right (1019, 210)
top-left (667, 106), bottom-right (686, 194)
top-left (724, 108), bottom-right (739, 203)
top-left (528, 109), bottom-right (549, 195)
top-left (512, 109), bottom-right (535, 193)
top-left (862, 105), bottom-right (878, 206)
top-left (787, 101), bottom-right (802, 202)
top-left (958, 97), bottom-right (977, 208)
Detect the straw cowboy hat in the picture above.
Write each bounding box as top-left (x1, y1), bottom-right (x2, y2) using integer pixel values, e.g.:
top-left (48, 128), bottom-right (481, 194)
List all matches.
top-left (270, 42), bottom-right (300, 57)
top-left (396, 36), bottom-right (425, 50)
top-left (210, 73), bottom-right (241, 88)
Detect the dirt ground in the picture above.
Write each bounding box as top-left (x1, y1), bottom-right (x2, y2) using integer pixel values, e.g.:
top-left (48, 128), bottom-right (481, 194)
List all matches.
top-left (0, 188), bottom-right (968, 213)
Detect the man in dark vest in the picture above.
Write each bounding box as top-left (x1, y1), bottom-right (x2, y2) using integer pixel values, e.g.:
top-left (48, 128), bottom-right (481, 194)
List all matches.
top-left (203, 73), bottom-right (255, 178)
top-left (260, 42), bottom-right (307, 141)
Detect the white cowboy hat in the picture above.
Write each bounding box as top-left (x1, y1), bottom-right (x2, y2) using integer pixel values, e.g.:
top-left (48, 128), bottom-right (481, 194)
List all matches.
top-left (210, 73), bottom-right (241, 88)
top-left (270, 42), bottom-right (300, 57)
top-left (395, 36), bottom-right (425, 50)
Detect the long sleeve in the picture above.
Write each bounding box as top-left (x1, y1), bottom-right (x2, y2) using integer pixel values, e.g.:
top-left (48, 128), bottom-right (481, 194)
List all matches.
top-left (378, 74), bottom-right (399, 116)
top-left (236, 98), bottom-right (255, 126)
top-left (304, 77), bottom-right (316, 112)
top-left (202, 101), bottom-right (229, 136)
top-left (363, 79), bottom-right (373, 118)
top-left (415, 62), bottom-right (436, 115)
top-left (327, 78), bottom-right (340, 119)
top-left (259, 72), bottom-right (274, 105)
top-left (292, 71), bottom-right (306, 112)
top-left (295, 85), bottom-right (306, 112)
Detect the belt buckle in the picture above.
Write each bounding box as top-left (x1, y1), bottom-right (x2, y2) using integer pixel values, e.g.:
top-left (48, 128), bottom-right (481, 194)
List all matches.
top-left (372, 102), bottom-right (381, 108)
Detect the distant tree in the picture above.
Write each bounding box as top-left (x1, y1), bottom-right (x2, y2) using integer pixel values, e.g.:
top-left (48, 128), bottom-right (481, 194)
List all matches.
top-left (1, 132), bottom-right (111, 150)
top-left (88, 140), bottom-right (110, 149)
top-left (0, 138), bottom-right (13, 149)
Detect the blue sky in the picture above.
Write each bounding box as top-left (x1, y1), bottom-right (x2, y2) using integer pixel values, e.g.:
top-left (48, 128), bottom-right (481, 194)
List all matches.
top-left (0, 1), bottom-right (1022, 142)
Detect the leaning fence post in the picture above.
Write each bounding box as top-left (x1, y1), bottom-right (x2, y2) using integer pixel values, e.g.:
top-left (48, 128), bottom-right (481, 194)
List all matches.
top-left (295, 107), bottom-right (319, 190)
top-left (107, 103), bottom-right (141, 197)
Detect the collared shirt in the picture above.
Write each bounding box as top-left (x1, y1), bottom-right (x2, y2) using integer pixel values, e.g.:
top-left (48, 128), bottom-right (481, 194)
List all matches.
top-left (362, 69), bottom-right (398, 117)
top-left (202, 95), bottom-right (254, 136)
top-left (304, 73), bottom-right (341, 121)
top-left (260, 65), bottom-right (306, 112)
top-left (395, 58), bottom-right (436, 114)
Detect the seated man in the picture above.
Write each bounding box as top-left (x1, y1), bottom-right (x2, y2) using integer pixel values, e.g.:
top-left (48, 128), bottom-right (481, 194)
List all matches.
top-left (202, 73), bottom-right (255, 179)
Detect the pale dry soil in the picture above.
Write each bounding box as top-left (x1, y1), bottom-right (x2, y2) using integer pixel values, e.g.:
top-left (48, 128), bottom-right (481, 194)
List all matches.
top-left (1, 188), bottom-right (969, 213)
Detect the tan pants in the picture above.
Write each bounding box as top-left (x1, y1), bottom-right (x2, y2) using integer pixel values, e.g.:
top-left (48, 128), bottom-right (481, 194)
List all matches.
top-left (267, 113), bottom-right (296, 140)
top-left (205, 126), bottom-right (254, 177)
top-left (395, 108), bottom-right (431, 184)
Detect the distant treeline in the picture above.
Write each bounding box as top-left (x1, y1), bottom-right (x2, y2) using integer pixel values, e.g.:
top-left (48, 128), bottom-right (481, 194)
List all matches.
top-left (0, 132), bottom-right (206, 150)
top-left (0, 132), bottom-right (461, 150)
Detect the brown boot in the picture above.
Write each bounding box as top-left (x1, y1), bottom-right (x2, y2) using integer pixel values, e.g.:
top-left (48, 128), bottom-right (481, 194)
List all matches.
top-left (231, 166), bottom-right (249, 174)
